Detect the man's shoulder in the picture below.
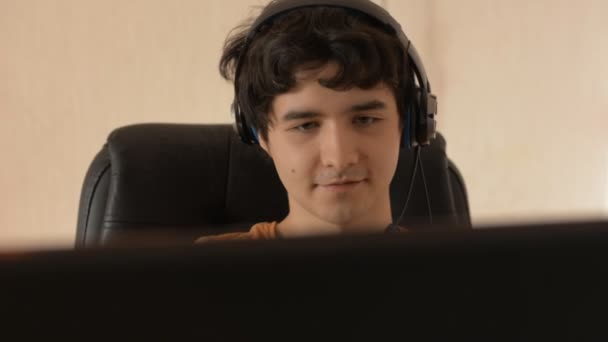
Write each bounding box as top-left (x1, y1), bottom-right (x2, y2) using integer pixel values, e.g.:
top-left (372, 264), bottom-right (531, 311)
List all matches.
top-left (195, 221), bottom-right (279, 243)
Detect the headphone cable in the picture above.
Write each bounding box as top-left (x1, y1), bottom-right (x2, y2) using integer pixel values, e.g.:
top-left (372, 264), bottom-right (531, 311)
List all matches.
top-left (418, 151), bottom-right (433, 225)
top-left (393, 145), bottom-right (421, 227)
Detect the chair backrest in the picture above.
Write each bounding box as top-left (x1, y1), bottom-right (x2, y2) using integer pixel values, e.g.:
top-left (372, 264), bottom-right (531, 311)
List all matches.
top-left (76, 123), bottom-right (471, 247)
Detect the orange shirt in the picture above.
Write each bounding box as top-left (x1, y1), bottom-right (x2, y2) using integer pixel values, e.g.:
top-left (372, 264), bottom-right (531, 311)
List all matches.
top-left (195, 221), bottom-right (408, 243)
top-left (195, 222), bottom-right (279, 243)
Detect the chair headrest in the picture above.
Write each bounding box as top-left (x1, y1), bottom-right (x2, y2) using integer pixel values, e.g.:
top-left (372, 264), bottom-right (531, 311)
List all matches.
top-left (76, 123), bottom-right (467, 247)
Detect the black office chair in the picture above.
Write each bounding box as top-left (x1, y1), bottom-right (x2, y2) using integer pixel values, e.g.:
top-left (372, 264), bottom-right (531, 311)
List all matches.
top-left (76, 123), bottom-right (470, 247)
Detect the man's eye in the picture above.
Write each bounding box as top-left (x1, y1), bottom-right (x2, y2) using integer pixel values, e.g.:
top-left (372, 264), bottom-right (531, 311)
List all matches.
top-left (293, 122), bottom-right (319, 132)
top-left (354, 116), bottom-right (380, 126)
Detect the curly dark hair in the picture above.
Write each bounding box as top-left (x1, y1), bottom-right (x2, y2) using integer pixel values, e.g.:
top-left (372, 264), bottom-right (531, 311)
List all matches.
top-left (219, 1), bottom-right (416, 143)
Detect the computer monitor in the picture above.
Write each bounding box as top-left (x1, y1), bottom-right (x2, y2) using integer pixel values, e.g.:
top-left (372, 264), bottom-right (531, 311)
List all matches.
top-left (2, 220), bottom-right (608, 340)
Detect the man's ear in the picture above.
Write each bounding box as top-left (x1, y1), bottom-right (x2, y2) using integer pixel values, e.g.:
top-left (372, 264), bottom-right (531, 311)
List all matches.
top-left (258, 135), bottom-right (272, 159)
top-left (259, 112), bottom-right (274, 159)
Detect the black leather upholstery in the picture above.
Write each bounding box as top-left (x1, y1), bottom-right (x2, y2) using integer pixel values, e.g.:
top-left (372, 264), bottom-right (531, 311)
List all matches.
top-left (76, 123), bottom-right (470, 247)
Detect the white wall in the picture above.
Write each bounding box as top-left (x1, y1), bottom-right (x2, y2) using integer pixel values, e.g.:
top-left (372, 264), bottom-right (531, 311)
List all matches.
top-left (1, 0), bottom-right (606, 250)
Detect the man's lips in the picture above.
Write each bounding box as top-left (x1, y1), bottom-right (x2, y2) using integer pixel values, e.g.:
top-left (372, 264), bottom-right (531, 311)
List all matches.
top-left (319, 179), bottom-right (365, 186)
top-left (328, 181), bottom-right (359, 185)
top-left (316, 179), bottom-right (366, 191)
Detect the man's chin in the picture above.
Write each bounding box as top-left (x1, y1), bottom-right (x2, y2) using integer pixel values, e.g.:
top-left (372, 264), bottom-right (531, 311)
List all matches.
top-left (316, 208), bottom-right (358, 227)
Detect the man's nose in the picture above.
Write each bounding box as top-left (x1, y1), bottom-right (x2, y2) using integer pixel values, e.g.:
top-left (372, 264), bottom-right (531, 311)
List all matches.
top-left (319, 124), bottom-right (359, 169)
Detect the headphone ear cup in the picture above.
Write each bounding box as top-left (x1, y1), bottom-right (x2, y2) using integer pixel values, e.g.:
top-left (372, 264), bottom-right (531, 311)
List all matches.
top-left (401, 86), bottom-right (421, 150)
top-left (416, 92), bottom-right (437, 146)
top-left (401, 105), bottom-right (413, 150)
top-left (425, 93), bottom-right (438, 143)
top-left (410, 87), bottom-right (437, 147)
top-left (234, 102), bottom-right (258, 145)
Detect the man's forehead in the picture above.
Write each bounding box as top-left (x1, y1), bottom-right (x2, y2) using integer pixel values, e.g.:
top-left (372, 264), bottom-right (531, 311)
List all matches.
top-left (267, 62), bottom-right (396, 122)
top-left (269, 98), bottom-right (392, 127)
top-left (293, 62), bottom-right (339, 82)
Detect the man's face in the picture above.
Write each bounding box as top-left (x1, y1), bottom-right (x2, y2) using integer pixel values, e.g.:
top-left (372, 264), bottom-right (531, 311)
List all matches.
top-left (259, 63), bottom-right (402, 231)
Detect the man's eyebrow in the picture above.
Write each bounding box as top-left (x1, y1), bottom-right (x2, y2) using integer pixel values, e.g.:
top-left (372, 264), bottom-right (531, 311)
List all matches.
top-left (281, 110), bottom-right (322, 122)
top-left (280, 100), bottom-right (387, 122)
top-left (350, 100), bottom-right (387, 112)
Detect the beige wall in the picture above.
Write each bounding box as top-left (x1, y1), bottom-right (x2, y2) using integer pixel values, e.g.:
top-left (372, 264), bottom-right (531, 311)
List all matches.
top-left (1, 0), bottom-right (606, 250)
top-left (411, 0), bottom-right (608, 225)
top-left (0, 0), bottom-right (255, 249)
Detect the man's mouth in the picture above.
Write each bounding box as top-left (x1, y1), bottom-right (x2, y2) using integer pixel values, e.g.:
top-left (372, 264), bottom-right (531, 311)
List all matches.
top-left (318, 179), bottom-right (366, 192)
top-left (329, 180), bottom-right (359, 185)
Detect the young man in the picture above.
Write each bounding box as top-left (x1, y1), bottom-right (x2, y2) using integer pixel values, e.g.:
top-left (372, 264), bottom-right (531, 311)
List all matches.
top-left (197, 0), bottom-right (432, 242)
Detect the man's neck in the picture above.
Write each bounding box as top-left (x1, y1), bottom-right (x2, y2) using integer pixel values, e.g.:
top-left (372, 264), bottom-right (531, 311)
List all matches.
top-left (276, 212), bottom-right (392, 239)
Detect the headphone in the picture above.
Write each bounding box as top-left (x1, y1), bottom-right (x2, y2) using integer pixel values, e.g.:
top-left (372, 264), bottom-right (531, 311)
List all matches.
top-left (232, 0), bottom-right (438, 149)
